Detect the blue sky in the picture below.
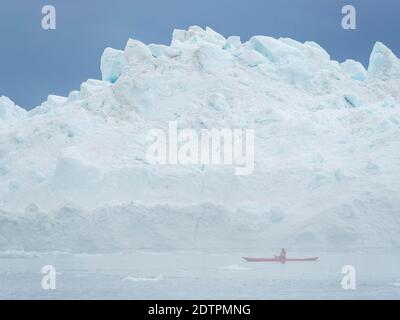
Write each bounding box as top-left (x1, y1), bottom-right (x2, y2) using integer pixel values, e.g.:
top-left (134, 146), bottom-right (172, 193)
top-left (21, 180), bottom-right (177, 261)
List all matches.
top-left (0, 0), bottom-right (399, 109)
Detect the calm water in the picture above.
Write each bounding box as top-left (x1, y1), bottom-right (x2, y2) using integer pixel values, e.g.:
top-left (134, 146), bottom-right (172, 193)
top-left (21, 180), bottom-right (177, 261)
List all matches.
top-left (0, 249), bottom-right (399, 299)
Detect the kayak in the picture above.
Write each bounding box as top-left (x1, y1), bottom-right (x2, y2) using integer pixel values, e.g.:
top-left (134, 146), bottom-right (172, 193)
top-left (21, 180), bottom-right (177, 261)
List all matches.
top-left (243, 257), bottom-right (319, 263)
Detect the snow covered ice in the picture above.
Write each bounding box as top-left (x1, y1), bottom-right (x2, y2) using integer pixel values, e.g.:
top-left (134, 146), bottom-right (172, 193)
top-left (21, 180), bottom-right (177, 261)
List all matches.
top-left (1, 26), bottom-right (400, 254)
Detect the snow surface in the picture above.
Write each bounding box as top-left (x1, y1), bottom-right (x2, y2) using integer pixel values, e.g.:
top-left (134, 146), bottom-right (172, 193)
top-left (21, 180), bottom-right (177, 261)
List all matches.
top-left (1, 26), bottom-right (400, 252)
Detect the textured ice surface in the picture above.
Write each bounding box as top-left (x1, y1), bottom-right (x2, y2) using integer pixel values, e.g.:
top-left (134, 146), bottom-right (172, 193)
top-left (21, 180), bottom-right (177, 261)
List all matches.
top-left (368, 42), bottom-right (400, 79)
top-left (100, 48), bottom-right (126, 83)
top-left (1, 26), bottom-right (400, 252)
top-left (341, 59), bottom-right (367, 81)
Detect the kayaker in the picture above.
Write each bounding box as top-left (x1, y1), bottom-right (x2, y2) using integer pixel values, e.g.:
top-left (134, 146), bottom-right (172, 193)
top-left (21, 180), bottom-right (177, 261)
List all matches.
top-left (279, 248), bottom-right (286, 263)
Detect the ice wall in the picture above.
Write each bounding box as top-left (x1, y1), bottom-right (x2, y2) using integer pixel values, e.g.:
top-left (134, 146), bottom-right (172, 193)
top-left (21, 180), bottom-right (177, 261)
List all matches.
top-left (1, 26), bottom-right (400, 251)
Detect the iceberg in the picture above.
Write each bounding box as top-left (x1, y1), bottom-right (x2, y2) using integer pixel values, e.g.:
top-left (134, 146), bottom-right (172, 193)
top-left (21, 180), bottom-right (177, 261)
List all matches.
top-left (0, 26), bottom-right (400, 252)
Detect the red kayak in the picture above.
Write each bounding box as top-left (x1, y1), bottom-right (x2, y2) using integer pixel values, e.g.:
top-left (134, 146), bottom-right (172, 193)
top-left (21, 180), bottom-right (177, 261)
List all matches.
top-left (243, 257), bottom-right (319, 263)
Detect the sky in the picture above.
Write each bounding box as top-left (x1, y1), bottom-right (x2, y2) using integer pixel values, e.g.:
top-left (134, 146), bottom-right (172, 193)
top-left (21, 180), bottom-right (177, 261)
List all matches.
top-left (0, 0), bottom-right (399, 110)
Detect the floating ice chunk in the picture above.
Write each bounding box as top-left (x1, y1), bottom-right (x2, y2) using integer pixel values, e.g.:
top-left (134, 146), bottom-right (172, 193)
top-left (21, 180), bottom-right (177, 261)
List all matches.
top-left (219, 265), bottom-right (249, 271)
top-left (122, 275), bottom-right (163, 282)
top-left (368, 42), bottom-right (400, 79)
top-left (100, 47), bottom-right (126, 83)
top-left (0, 250), bottom-right (40, 259)
top-left (341, 59), bottom-right (367, 81)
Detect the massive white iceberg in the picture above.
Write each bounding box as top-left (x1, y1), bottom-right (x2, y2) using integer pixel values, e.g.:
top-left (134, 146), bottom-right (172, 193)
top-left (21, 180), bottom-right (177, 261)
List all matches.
top-left (1, 26), bottom-right (400, 252)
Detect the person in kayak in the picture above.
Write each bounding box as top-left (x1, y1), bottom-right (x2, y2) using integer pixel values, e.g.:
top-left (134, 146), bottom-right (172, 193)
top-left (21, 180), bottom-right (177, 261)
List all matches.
top-left (278, 248), bottom-right (286, 263)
